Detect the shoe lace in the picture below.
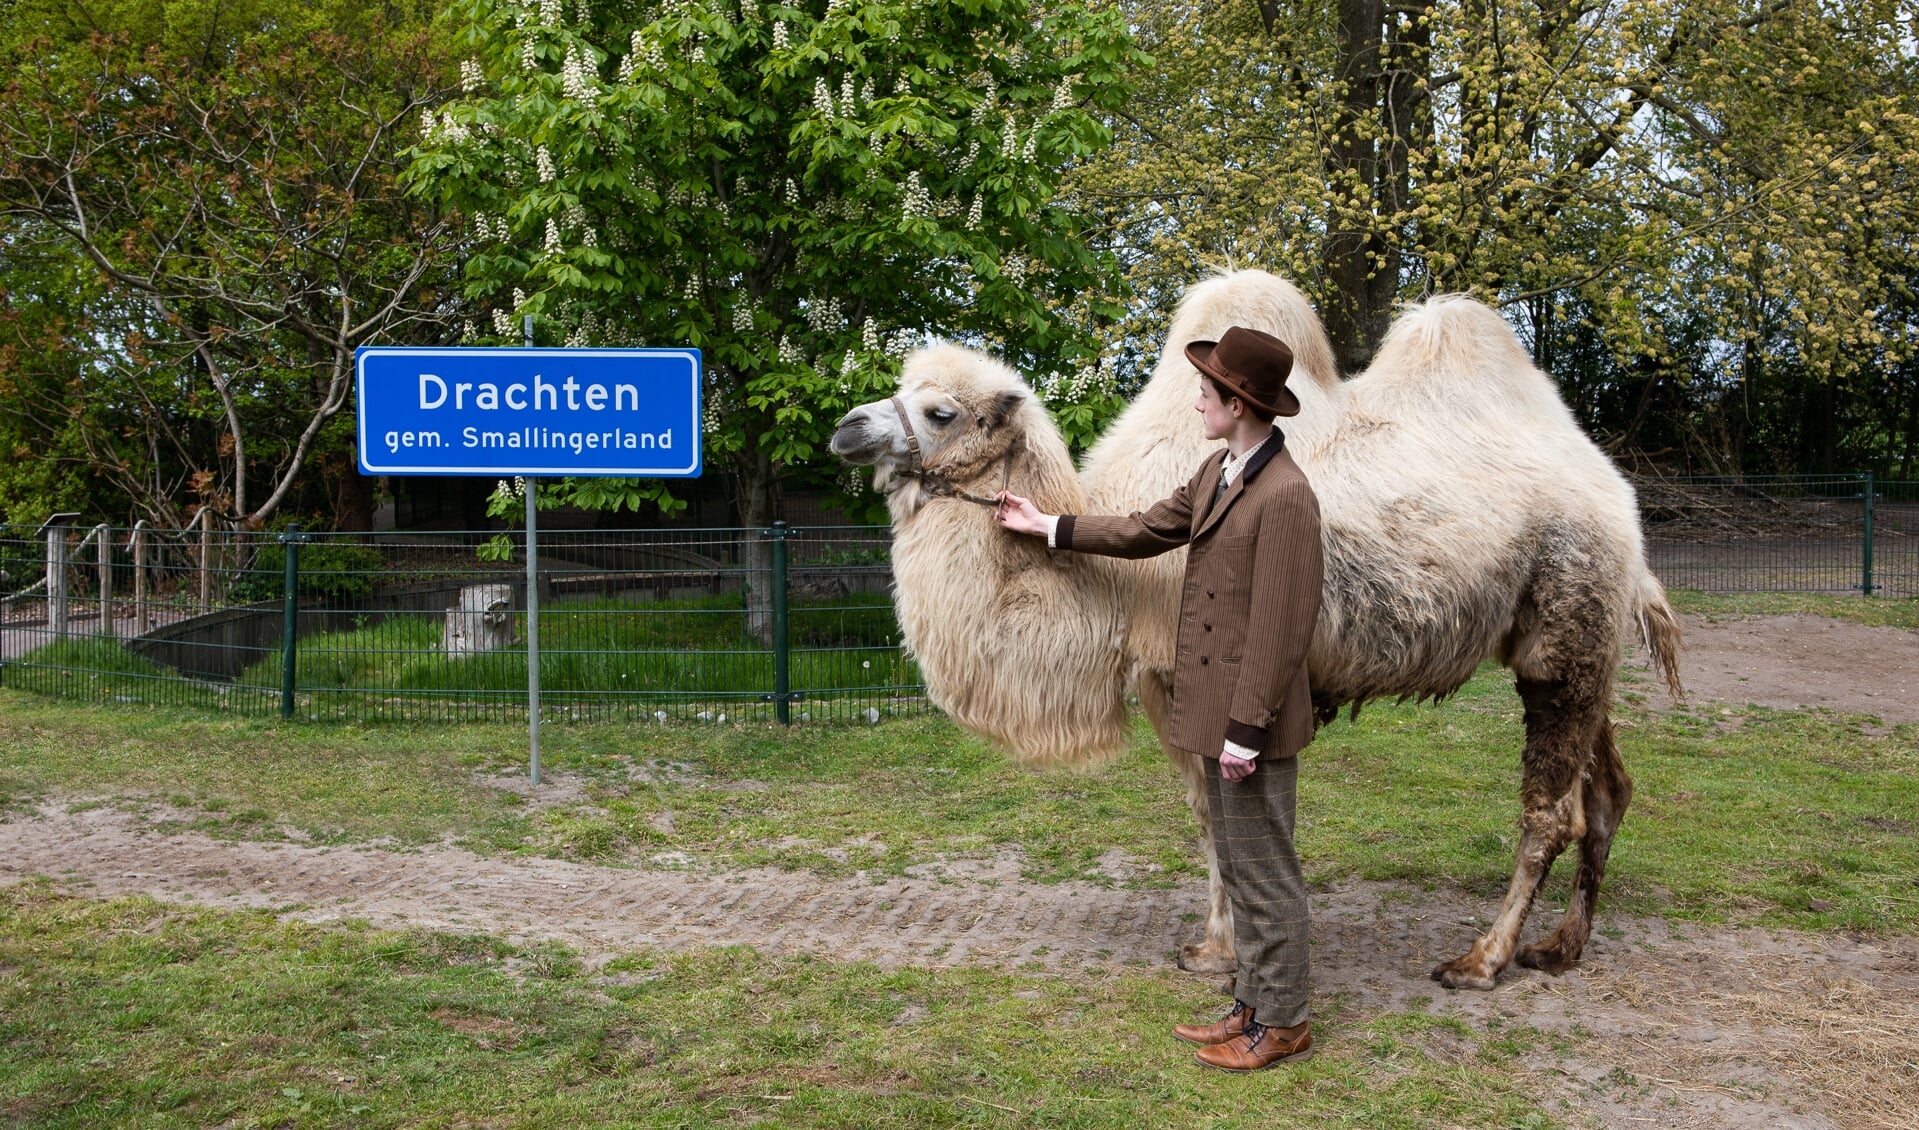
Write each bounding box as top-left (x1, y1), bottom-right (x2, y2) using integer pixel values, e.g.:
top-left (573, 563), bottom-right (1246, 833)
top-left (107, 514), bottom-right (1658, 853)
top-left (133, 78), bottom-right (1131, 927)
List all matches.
top-left (1241, 1019), bottom-right (1269, 1050)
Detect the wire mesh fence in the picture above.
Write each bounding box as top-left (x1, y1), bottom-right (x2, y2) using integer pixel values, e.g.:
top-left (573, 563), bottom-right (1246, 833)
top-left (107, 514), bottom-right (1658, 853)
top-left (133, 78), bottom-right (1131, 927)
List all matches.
top-left (0, 522), bottom-right (925, 724)
top-left (1637, 475), bottom-right (1917, 599)
top-left (2, 474), bottom-right (1913, 721)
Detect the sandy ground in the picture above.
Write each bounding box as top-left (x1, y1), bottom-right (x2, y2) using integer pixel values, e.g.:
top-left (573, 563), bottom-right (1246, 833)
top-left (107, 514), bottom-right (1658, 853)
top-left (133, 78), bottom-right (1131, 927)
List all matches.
top-left (5, 612), bottom-right (1918, 1128)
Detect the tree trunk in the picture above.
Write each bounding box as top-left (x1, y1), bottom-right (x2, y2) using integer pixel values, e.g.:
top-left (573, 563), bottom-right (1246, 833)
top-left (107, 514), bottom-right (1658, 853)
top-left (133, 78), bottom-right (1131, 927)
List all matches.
top-left (332, 453), bottom-right (376, 532)
top-left (732, 445), bottom-right (780, 648)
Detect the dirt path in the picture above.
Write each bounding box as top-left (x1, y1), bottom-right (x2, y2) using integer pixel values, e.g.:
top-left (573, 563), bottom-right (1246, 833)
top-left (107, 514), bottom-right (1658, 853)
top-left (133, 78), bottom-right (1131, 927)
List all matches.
top-left (5, 804), bottom-right (1915, 1130)
top-left (1630, 611), bottom-right (1919, 723)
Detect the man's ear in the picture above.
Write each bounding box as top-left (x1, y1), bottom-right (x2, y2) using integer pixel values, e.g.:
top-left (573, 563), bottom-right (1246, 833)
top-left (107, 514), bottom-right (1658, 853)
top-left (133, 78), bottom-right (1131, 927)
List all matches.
top-left (988, 388), bottom-right (1027, 428)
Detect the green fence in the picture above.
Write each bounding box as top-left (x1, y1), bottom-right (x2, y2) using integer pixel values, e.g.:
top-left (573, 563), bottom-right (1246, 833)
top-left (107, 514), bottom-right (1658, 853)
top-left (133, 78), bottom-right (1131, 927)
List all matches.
top-left (0, 522), bottom-right (925, 724)
top-left (1637, 475), bottom-right (1918, 598)
top-left (3, 474), bottom-right (1914, 721)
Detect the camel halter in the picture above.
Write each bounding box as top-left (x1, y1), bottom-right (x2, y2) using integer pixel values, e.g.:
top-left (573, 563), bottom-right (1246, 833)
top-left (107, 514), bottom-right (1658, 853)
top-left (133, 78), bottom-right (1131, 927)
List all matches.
top-left (888, 395), bottom-right (1017, 509)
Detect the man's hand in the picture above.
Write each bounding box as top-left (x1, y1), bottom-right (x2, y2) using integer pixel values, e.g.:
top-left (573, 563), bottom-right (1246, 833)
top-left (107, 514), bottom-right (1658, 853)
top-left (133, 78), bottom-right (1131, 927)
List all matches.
top-left (993, 491), bottom-right (1053, 537)
top-left (1220, 751), bottom-right (1257, 782)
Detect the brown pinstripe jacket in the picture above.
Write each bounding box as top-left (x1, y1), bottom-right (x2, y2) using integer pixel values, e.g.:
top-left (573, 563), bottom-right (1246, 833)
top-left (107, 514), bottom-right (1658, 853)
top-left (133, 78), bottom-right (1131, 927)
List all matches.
top-left (1058, 429), bottom-right (1323, 760)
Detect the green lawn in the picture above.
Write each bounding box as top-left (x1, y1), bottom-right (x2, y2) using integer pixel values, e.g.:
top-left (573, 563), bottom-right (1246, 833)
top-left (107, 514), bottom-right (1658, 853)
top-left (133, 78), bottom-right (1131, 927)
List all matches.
top-left (3, 653), bottom-right (1914, 932)
top-left (0, 881), bottom-right (1555, 1129)
top-left (2, 591), bottom-right (1913, 1126)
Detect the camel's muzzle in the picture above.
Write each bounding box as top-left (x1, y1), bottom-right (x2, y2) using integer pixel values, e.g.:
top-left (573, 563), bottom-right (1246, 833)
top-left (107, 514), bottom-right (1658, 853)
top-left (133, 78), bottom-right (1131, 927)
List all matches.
top-left (829, 407), bottom-right (893, 464)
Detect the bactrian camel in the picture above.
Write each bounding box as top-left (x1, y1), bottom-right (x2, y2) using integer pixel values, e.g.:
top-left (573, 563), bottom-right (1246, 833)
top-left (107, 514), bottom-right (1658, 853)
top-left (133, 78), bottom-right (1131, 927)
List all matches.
top-left (829, 270), bottom-right (1683, 990)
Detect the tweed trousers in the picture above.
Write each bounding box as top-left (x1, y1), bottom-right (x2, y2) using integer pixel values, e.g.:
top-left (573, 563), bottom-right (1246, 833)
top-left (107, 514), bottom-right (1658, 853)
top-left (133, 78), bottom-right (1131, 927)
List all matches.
top-left (1204, 752), bottom-right (1310, 1026)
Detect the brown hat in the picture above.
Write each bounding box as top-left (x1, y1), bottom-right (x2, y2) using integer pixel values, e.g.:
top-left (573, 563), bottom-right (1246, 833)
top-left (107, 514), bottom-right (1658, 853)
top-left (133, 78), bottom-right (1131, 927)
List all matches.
top-left (1184, 326), bottom-right (1300, 418)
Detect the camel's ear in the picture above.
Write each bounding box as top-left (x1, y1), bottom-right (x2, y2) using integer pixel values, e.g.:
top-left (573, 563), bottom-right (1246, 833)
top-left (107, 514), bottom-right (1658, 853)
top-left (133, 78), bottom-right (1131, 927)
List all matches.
top-left (987, 388), bottom-right (1027, 430)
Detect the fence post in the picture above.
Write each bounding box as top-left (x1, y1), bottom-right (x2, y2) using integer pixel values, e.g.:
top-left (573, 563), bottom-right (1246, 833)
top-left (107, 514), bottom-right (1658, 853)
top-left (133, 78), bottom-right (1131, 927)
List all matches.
top-left (279, 524), bottom-right (306, 719)
top-left (768, 521), bottom-right (792, 725)
top-left (131, 522), bottom-right (149, 635)
top-left (198, 507), bottom-right (213, 615)
top-left (1862, 472), bottom-right (1875, 598)
top-left (40, 512), bottom-right (79, 640)
top-left (94, 522), bottom-right (112, 634)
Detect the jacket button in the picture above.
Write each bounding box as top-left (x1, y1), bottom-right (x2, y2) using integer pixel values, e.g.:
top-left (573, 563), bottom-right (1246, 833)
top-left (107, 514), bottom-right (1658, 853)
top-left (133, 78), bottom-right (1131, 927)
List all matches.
top-left (1207, 589), bottom-right (1215, 598)
top-left (1203, 623), bottom-right (1212, 631)
top-left (1200, 656), bottom-right (1209, 665)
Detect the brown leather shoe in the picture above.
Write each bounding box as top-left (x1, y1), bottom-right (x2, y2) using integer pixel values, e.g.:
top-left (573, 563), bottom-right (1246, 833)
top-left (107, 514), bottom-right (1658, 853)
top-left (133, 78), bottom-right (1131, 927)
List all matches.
top-left (1193, 1021), bottom-right (1313, 1071)
top-left (1172, 1000), bottom-right (1252, 1046)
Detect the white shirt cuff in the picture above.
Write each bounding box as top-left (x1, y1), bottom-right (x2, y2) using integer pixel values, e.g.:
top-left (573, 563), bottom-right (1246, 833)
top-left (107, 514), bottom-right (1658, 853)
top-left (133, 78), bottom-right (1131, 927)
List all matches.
top-left (1044, 515), bottom-right (1059, 548)
top-left (1222, 739), bottom-right (1260, 762)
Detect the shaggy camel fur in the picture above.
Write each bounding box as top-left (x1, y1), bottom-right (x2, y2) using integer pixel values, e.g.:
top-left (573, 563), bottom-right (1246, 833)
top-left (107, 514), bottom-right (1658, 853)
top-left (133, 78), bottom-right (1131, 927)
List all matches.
top-left (830, 271), bottom-right (1683, 990)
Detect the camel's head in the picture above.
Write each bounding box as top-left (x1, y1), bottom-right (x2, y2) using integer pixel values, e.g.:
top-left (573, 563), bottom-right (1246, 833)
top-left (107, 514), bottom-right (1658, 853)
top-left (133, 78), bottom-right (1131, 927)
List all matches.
top-left (830, 344), bottom-right (1040, 507)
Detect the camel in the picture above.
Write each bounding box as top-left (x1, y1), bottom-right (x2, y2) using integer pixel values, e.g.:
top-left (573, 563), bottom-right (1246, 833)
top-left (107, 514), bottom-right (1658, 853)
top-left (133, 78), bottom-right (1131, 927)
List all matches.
top-left (829, 270), bottom-right (1683, 990)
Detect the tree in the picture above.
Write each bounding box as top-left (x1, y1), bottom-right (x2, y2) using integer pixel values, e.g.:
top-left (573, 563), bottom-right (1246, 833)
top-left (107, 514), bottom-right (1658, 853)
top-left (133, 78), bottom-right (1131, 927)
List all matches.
top-left (0, 0), bottom-right (462, 529)
top-left (1070, 0), bottom-right (1919, 473)
top-left (409, 0), bottom-right (1142, 606)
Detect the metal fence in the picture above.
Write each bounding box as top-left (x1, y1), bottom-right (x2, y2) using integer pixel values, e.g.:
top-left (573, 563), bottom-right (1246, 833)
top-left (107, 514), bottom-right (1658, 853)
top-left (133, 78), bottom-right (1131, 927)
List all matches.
top-left (1638, 474), bottom-right (1918, 599)
top-left (0, 521), bottom-right (925, 723)
top-left (2, 474), bottom-right (1913, 721)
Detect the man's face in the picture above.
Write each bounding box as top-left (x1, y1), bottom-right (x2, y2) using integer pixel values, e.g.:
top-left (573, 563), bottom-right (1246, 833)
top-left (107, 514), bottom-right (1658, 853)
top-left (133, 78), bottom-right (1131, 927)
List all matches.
top-left (1195, 379), bottom-right (1239, 442)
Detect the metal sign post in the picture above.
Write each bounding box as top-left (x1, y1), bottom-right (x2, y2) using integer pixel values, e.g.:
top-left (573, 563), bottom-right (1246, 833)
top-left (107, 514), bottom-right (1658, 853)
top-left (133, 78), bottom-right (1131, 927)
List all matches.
top-left (355, 335), bottom-right (702, 785)
top-left (523, 317), bottom-right (541, 786)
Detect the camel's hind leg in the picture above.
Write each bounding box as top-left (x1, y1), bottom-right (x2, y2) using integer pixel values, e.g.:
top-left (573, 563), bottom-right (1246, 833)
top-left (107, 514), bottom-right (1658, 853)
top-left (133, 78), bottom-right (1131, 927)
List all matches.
top-left (1432, 671), bottom-right (1604, 990)
top-left (1139, 670), bottom-right (1236, 974)
top-left (1517, 718), bottom-right (1632, 972)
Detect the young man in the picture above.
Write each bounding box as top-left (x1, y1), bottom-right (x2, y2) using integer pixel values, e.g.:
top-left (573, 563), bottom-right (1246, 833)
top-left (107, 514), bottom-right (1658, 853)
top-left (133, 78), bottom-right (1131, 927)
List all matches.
top-left (995, 326), bottom-right (1324, 1071)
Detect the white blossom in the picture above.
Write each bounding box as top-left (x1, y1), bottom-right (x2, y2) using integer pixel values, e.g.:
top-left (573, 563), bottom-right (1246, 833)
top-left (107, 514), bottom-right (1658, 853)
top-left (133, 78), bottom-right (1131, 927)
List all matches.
top-left (1051, 77), bottom-right (1073, 112)
top-left (521, 36), bottom-right (538, 72)
top-left (967, 197), bottom-right (983, 229)
top-left (581, 227), bottom-right (597, 248)
top-left (1023, 130), bottom-right (1038, 162)
top-left (513, 287), bottom-right (527, 308)
top-left (814, 77), bottom-right (834, 119)
top-left (959, 139), bottom-right (980, 172)
top-left (783, 177), bottom-right (799, 205)
top-left (772, 20), bottom-right (788, 49)
top-left (777, 335), bottom-right (801, 364)
top-left (740, 0), bottom-right (759, 21)
top-left (545, 218), bottom-right (562, 254)
top-left (861, 318), bottom-right (880, 351)
top-left (861, 78), bottom-right (875, 104)
top-left (536, 145), bottom-right (557, 183)
top-left (840, 75), bottom-right (855, 112)
top-left (733, 301), bottom-right (754, 332)
top-left (462, 319), bottom-right (477, 341)
top-left (685, 275), bottom-right (701, 301)
top-left (492, 309), bottom-right (515, 335)
top-left (561, 48), bottom-right (595, 101)
top-left (539, 0), bottom-right (562, 26)
top-left (565, 326), bottom-right (587, 347)
top-left (901, 171), bottom-right (930, 217)
top-left (1001, 118), bottom-right (1019, 159)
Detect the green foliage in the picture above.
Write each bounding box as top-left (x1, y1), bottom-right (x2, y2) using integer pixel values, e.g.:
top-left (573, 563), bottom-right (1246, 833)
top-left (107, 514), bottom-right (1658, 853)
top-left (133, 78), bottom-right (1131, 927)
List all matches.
top-left (0, 0), bottom-right (460, 528)
top-left (1073, 0), bottom-right (1919, 474)
top-left (225, 541), bottom-right (388, 605)
top-left (411, 0), bottom-right (1144, 520)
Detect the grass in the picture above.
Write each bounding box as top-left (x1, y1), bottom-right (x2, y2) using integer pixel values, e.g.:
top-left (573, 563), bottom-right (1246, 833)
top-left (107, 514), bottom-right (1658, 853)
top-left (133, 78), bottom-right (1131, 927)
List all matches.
top-left (0, 881), bottom-right (1555, 1129)
top-left (1667, 588), bottom-right (1919, 630)
top-left (5, 593), bottom-right (921, 720)
top-left (3, 640), bottom-right (1916, 932)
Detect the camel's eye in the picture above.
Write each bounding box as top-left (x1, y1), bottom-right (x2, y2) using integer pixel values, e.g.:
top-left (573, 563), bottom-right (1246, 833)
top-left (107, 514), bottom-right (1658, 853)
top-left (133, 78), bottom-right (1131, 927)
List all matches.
top-left (926, 407), bottom-right (958, 425)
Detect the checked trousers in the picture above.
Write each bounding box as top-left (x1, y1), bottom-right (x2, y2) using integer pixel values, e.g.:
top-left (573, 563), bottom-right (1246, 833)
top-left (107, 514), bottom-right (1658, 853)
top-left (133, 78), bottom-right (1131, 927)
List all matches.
top-left (1204, 751), bottom-right (1310, 1027)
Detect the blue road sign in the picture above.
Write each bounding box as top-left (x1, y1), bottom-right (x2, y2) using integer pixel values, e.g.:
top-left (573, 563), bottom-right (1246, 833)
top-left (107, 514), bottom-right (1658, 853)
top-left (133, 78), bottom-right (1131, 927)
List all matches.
top-left (355, 347), bottom-right (702, 477)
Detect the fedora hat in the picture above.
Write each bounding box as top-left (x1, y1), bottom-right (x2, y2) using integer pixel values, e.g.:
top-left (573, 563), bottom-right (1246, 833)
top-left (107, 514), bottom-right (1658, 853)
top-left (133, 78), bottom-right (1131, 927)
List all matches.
top-left (1184, 326), bottom-right (1300, 418)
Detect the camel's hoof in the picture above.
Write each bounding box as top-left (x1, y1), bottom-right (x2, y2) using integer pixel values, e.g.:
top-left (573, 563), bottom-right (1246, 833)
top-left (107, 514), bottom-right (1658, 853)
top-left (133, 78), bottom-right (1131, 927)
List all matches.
top-left (1515, 942), bottom-right (1578, 975)
top-left (1177, 943), bottom-right (1237, 975)
top-left (1430, 958), bottom-right (1497, 991)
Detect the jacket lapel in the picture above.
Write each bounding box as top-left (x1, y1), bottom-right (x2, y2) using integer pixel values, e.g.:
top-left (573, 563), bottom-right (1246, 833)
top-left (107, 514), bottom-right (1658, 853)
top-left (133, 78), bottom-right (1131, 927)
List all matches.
top-left (1193, 427), bottom-right (1285, 541)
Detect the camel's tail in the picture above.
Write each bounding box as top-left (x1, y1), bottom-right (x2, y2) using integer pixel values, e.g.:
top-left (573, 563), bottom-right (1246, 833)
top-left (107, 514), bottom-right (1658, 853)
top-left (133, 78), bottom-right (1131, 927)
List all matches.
top-left (1635, 571), bottom-right (1685, 701)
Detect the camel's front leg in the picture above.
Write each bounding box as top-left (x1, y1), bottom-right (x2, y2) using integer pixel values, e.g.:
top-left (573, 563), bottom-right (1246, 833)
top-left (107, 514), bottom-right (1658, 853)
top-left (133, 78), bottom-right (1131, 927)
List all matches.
top-left (1432, 675), bottom-right (1589, 990)
top-left (1140, 671), bottom-right (1236, 974)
